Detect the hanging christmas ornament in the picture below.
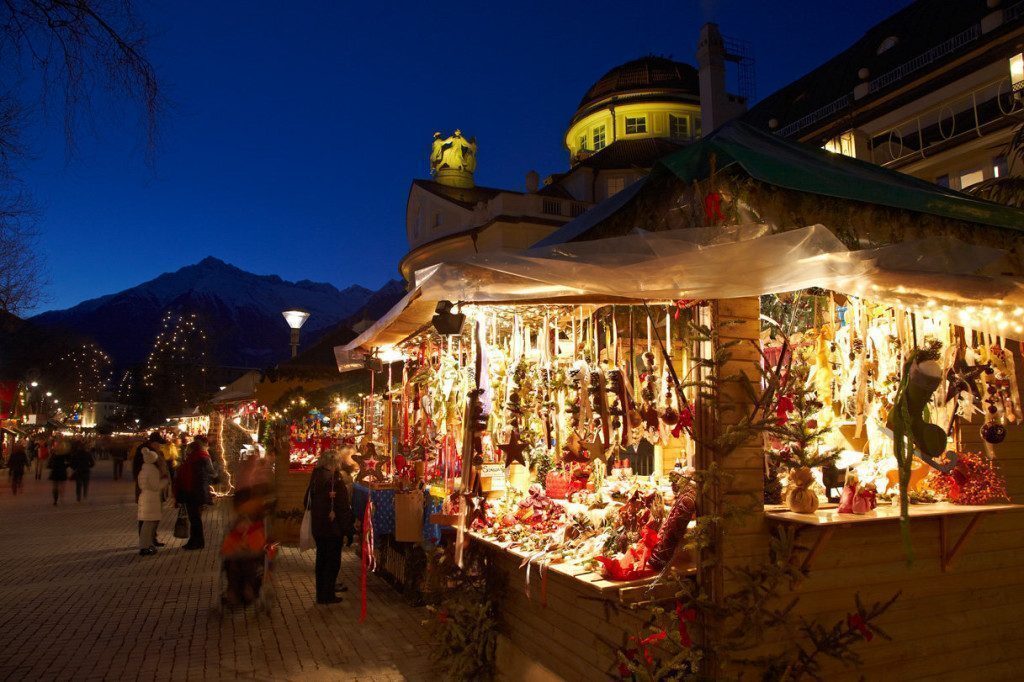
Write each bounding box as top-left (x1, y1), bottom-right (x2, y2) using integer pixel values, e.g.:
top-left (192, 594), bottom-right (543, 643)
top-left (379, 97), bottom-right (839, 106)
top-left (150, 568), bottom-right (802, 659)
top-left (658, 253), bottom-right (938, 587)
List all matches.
top-left (498, 428), bottom-right (528, 468)
top-left (980, 420), bottom-right (1007, 445)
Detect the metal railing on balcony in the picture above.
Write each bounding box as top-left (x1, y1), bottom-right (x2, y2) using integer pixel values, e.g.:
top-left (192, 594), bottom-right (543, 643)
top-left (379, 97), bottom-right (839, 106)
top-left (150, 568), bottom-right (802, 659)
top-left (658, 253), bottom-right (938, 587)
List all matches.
top-left (869, 76), bottom-right (1021, 167)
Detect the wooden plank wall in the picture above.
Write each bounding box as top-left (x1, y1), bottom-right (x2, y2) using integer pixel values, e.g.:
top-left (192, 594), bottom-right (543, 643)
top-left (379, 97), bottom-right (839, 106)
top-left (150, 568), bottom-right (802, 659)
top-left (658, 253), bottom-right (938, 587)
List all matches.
top-left (487, 547), bottom-right (659, 682)
top-left (715, 297), bottom-right (1024, 681)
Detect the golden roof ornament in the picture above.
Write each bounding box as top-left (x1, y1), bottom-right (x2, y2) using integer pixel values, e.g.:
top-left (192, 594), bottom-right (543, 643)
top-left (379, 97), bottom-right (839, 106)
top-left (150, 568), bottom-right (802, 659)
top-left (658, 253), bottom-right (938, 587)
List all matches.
top-left (430, 129), bottom-right (477, 188)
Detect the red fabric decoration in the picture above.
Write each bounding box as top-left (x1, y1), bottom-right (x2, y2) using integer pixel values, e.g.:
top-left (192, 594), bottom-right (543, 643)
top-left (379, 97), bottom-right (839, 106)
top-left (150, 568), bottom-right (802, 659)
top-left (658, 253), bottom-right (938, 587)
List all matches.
top-left (676, 602), bottom-right (697, 647)
top-left (775, 394), bottom-right (795, 426)
top-left (703, 191), bottom-right (725, 223)
top-left (595, 525), bottom-right (659, 581)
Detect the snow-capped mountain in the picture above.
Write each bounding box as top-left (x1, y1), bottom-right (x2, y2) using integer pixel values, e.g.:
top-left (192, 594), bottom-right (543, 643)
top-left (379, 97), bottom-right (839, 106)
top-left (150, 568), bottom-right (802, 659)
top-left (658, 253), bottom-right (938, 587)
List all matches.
top-left (31, 257), bottom-right (395, 368)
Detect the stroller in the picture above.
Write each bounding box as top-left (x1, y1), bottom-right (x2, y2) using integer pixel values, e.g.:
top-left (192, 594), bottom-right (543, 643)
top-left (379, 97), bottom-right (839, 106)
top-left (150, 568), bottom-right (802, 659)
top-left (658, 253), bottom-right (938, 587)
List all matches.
top-left (220, 482), bottom-right (278, 612)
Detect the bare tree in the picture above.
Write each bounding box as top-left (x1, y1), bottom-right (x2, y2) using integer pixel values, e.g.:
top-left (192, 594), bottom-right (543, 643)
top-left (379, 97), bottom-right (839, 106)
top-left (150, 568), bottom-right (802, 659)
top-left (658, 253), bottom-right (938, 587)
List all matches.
top-left (0, 0), bottom-right (160, 162)
top-left (0, 0), bottom-right (160, 313)
top-left (0, 200), bottom-right (44, 314)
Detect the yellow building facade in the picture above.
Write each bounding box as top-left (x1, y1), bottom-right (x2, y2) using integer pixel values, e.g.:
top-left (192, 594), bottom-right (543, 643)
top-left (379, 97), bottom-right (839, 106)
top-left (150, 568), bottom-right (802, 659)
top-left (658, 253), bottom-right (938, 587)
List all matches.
top-left (402, 56), bottom-right (711, 285)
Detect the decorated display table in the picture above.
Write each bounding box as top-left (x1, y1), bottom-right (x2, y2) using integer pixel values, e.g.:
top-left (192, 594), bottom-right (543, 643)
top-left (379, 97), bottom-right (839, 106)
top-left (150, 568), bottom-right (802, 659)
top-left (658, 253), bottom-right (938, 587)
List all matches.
top-left (468, 530), bottom-right (694, 603)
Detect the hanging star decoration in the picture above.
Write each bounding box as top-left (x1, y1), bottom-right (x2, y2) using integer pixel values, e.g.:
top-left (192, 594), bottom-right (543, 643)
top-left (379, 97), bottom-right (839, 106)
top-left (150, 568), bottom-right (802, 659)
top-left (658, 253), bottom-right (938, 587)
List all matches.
top-left (563, 430), bottom-right (588, 463)
top-left (353, 440), bottom-right (384, 484)
top-left (582, 435), bottom-right (608, 467)
top-left (465, 494), bottom-right (488, 529)
top-left (499, 428), bottom-right (528, 468)
top-left (944, 355), bottom-right (989, 405)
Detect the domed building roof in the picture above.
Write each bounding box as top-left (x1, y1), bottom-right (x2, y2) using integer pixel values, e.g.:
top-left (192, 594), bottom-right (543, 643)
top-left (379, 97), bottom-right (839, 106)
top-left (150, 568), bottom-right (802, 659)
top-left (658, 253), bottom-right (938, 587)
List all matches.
top-left (572, 56), bottom-right (699, 123)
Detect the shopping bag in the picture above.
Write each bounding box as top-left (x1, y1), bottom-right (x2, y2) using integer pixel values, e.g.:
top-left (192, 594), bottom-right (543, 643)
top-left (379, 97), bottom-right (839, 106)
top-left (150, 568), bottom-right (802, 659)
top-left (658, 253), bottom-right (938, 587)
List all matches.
top-left (298, 509), bottom-right (314, 551)
top-left (394, 490), bottom-right (424, 543)
top-left (173, 507), bottom-right (189, 539)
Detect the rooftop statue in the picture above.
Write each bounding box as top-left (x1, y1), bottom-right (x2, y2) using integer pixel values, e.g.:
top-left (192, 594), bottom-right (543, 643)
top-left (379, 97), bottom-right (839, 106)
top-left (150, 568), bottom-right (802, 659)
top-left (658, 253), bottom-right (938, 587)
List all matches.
top-left (430, 130), bottom-right (477, 176)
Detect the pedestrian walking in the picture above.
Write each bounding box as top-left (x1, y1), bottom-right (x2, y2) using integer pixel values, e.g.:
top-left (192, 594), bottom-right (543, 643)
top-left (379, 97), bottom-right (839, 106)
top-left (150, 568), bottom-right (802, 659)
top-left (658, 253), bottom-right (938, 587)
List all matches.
top-left (47, 441), bottom-right (70, 506)
top-left (111, 440), bottom-right (128, 480)
top-left (34, 437), bottom-right (49, 480)
top-left (8, 439), bottom-right (28, 495)
top-left (69, 439), bottom-right (96, 502)
top-left (174, 434), bottom-right (215, 550)
top-left (163, 433), bottom-right (179, 484)
top-left (303, 449), bottom-right (353, 605)
top-left (137, 446), bottom-right (166, 556)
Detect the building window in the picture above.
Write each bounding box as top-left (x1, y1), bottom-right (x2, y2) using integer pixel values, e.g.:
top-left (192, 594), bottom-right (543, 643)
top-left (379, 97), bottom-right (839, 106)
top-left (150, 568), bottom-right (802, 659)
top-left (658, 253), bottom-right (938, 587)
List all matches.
top-left (1011, 53), bottom-right (1024, 94)
top-left (694, 117), bottom-right (702, 138)
top-left (824, 131), bottom-right (857, 158)
top-left (578, 135), bottom-right (587, 152)
top-left (994, 155), bottom-right (1009, 178)
top-left (606, 177), bottom-right (626, 197)
top-left (935, 174), bottom-right (950, 188)
top-left (959, 169), bottom-right (985, 189)
top-left (433, 212), bottom-right (444, 228)
top-left (624, 116), bottom-right (647, 135)
top-left (593, 125), bottom-right (606, 150)
top-left (669, 114), bottom-right (690, 140)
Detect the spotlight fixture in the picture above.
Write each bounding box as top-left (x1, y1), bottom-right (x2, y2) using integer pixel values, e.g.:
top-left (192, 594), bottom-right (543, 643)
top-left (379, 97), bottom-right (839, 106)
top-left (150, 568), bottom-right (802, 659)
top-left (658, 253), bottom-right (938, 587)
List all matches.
top-left (432, 300), bottom-right (466, 336)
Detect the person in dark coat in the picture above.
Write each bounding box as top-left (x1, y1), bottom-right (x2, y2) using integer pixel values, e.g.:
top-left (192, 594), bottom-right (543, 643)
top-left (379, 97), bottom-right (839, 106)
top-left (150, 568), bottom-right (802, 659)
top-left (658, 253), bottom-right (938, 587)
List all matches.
top-left (47, 441), bottom-right (71, 506)
top-left (8, 439), bottom-right (28, 495)
top-left (69, 439), bottom-right (96, 502)
top-left (303, 450), bottom-right (353, 605)
top-left (174, 434), bottom-right (216, 550)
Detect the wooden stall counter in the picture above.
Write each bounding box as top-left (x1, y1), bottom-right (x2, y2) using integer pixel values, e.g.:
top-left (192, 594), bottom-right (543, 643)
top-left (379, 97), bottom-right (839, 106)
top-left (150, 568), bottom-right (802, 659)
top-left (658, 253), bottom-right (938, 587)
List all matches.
top-left (468, 531), bottom-right (696, 682)
top-left (766, 502), bottom-right (1024, 574)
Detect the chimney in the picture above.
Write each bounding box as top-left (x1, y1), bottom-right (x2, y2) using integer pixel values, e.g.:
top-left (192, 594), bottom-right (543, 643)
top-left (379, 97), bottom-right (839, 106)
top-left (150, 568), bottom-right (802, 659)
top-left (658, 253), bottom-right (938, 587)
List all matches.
top-left (697, 23), bottom-right (729, 133)
top-left (525, 170), bottom-right (539, 193)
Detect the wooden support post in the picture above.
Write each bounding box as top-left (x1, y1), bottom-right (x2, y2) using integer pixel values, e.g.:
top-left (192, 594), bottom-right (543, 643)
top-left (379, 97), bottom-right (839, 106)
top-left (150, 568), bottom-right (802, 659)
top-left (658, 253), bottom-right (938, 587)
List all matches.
top-left (799, 526), bottom-right (835, 576)
top-left (942, 513), bottom-right (985, 572)
top-left (939, 516), bottom-right (947, 567)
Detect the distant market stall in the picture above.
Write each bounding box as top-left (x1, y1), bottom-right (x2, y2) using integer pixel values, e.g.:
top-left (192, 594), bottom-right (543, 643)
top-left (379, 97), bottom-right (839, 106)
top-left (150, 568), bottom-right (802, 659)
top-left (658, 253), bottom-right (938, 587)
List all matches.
top-left (338, 122), bottom-right (1024, 679)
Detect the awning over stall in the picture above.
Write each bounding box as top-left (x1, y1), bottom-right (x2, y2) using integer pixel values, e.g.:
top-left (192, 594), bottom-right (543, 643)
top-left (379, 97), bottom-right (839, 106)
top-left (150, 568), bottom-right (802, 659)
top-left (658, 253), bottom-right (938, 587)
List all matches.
top-left (337, 288), bottom-right (436, 355)
top-left (340, 224), bottom-right (1024, 352)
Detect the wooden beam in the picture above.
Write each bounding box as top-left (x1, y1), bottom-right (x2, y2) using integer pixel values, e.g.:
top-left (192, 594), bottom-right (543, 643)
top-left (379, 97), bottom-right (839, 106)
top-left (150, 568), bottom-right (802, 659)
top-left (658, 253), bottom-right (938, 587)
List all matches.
top-left (942, 512), bottom-right (985, 572)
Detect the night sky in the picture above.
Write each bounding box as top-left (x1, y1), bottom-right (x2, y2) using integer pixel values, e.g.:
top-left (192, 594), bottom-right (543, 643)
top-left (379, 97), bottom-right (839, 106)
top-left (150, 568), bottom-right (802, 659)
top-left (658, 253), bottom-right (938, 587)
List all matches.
top-left (21, 0), bottom-right (910, 313)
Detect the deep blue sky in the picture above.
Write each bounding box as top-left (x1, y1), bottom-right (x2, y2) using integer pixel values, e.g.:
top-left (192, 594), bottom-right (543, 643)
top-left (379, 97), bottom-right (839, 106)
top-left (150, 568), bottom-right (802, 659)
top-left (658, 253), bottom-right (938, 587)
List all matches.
top-left (22, 0), bottom-right (910, 313)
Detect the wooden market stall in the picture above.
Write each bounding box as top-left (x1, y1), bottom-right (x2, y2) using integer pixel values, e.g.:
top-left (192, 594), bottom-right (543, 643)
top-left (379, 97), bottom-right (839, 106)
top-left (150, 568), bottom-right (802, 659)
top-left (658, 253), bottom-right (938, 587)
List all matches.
top-left (337, 121), bottom-right (1024, 680)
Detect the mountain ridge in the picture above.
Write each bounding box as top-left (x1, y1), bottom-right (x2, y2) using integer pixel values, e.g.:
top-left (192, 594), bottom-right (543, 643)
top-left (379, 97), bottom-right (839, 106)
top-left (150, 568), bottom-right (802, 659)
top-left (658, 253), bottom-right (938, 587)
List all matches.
top-left (30, 256), bottom-right (400, 369)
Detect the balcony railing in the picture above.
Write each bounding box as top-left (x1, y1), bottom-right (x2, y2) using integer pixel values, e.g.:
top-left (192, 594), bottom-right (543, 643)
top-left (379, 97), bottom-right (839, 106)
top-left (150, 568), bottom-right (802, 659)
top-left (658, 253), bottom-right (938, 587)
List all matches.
top-left (868, 76), bottom-right (1021, 167)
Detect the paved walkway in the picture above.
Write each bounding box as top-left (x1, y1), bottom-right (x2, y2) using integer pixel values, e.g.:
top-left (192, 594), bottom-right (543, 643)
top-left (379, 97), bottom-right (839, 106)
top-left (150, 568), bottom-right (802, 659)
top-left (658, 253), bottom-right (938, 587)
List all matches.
top-left (0, 464), bottom-right (434, 681)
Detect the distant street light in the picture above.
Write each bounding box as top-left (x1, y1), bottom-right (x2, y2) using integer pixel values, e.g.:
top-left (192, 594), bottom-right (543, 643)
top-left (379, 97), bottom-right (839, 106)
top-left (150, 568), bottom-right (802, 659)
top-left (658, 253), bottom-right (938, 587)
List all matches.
top-left (46, 391), bottom-right (52, 397)
top-left (30, 381), bottom-right (38, 387)
top-left (282, 309), bottom-right (311, 358)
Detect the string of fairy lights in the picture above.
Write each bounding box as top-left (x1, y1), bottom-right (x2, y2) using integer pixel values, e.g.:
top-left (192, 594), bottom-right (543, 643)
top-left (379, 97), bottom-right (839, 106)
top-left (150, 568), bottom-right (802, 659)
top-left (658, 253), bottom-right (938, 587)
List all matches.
top-left (141, 311), bottom-right (209, 406)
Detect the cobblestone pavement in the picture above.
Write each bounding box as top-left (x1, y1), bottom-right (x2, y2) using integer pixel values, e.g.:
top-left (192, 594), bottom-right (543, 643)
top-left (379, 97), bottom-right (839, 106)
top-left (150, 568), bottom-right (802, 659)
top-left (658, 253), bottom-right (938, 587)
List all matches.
top-left (0, 464), bottom-right (434, 681)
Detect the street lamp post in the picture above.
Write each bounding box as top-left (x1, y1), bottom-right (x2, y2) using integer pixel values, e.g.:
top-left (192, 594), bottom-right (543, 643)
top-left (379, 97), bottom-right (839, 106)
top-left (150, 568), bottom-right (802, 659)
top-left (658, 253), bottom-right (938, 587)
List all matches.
top-left (282, 309), bottom-right (311, 358)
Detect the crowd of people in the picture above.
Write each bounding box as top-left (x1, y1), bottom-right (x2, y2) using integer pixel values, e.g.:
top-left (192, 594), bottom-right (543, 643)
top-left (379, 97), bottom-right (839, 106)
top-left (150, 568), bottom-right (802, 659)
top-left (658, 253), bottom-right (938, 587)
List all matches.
top-left (2, 427), bottom-right (359, 610)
